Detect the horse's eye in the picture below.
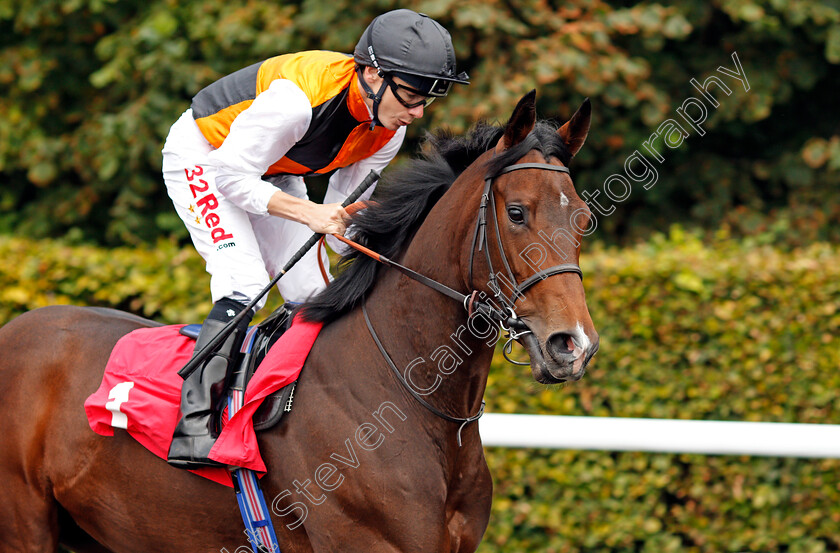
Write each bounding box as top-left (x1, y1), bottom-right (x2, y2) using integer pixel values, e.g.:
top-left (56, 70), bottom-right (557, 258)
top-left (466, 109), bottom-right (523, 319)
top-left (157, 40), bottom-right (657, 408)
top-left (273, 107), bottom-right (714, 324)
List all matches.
top-left (507, 206), bottom-right (526, 224)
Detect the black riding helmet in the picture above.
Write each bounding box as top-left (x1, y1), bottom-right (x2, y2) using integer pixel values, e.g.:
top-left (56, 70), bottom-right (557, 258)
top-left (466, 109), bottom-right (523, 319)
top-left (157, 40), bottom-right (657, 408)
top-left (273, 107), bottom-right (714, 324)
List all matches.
top-left (354, 9), bottom-right (470, 128)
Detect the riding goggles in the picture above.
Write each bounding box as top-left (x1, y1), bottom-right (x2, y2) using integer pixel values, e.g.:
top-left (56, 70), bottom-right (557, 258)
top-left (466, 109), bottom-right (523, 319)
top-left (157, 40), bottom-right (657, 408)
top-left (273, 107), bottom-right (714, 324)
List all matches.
top-left (384, 74), bottom-right (440, 108)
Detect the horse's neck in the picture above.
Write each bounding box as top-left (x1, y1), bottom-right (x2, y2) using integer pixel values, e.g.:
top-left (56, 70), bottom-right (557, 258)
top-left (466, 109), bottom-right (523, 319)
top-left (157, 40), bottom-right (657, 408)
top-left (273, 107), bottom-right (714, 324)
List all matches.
top-left (365, 282), bottom-right (492, 413)
top-left (361, 189), bottom-right (493, 421)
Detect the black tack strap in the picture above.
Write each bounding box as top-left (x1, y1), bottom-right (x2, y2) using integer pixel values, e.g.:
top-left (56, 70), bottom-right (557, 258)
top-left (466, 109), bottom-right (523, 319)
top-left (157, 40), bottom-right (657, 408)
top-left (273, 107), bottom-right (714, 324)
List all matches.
top-left (491, 162), bottom-right (570, 179)
top-left (514, 263), bottom-right (583, 297)
top-left (362, 304), bottom-right (484, 446)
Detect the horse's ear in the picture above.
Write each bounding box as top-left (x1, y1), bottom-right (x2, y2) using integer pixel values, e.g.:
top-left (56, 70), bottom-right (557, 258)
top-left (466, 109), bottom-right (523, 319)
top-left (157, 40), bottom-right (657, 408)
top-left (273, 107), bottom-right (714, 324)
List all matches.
top-left (495, 90), bottom-right (537, 154)
top-left (557, 98), bottom-right (591, 157)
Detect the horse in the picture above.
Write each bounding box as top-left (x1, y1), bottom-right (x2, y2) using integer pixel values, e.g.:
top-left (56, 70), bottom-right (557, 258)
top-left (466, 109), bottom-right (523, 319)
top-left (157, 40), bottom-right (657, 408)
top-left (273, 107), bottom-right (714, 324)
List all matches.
top-left (0, 90), bottom-right (599, 553)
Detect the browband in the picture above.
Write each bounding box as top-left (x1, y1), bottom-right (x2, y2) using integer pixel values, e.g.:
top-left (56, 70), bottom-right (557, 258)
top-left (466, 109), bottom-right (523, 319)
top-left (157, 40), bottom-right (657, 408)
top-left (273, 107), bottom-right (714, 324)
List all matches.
top-left (488, 162), bottom-right (570, 181)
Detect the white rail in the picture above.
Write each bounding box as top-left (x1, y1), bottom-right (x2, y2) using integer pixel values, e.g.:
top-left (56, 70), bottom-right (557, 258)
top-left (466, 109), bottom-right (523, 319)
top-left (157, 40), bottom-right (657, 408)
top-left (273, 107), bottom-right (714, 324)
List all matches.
top-left (479, 413), bottom-right (840, 458)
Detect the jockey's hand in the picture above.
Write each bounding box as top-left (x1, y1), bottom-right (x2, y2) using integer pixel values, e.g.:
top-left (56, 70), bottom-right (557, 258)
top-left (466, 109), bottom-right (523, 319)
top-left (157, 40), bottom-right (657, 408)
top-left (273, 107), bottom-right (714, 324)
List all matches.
top-left (303, 202), bottom-right (350, 235)
top-left (267, 190), bottom-right (350, 234)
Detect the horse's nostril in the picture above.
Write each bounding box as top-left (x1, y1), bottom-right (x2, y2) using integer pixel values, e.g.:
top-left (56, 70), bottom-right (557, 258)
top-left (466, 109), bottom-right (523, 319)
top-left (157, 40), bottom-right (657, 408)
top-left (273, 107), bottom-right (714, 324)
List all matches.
top-left (546, 332), bottom-right (576, 359)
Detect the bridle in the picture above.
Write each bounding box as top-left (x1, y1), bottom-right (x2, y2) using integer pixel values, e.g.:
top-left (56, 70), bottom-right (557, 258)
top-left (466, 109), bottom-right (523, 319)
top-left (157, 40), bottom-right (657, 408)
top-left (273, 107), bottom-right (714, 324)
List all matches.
top-left (468, 161), bottom-right (583, 339)
top-left (333, 158), bottom-right (585, 444)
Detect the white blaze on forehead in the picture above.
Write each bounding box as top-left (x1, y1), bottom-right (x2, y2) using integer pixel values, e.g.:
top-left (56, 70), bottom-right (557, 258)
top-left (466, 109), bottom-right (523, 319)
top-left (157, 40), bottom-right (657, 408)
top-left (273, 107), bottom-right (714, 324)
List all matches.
top-left (560, 192), bottom-right (570, 206)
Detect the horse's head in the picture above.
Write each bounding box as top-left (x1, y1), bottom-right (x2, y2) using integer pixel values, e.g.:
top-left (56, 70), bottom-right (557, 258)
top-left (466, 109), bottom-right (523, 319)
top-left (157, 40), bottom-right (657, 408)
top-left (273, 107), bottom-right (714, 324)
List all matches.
top-left (301, 90), bottom-right (599, 384)
top-left (464, 91), bottom-right (599, 383)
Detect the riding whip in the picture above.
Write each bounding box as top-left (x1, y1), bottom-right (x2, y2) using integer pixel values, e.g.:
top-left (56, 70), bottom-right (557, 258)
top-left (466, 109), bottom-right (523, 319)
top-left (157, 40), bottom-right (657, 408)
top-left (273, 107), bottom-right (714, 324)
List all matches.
top-left (178, 169), bottom-right (380, 379)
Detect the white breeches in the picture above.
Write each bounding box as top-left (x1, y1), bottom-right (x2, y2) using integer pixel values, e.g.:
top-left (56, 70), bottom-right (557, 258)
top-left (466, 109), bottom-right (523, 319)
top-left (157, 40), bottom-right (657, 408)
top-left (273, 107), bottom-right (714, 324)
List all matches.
top-left (162, 111), bottom-right (329, 309)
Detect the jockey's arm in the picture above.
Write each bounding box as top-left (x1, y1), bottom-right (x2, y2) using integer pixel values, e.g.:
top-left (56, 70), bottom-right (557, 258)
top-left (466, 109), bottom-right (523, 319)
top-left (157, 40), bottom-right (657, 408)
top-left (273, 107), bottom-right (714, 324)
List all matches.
top-left (205, 78), bottom-right (348, 233)
top-left (275, 124), bottom-right (405, 237)
top-left (266, 190), bottom-right (349, 235)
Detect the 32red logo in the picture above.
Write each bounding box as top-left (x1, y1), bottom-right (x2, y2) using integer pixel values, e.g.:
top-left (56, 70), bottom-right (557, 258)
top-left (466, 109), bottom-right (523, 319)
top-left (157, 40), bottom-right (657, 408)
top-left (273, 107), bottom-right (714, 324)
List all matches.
top-left (185, 165), bottom-right (233, 244)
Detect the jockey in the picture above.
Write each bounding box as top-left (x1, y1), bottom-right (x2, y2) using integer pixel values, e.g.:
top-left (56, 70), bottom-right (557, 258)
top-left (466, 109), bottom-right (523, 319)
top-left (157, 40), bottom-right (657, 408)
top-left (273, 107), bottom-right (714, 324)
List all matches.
top-left (162, 9), bottom-right (469, 469)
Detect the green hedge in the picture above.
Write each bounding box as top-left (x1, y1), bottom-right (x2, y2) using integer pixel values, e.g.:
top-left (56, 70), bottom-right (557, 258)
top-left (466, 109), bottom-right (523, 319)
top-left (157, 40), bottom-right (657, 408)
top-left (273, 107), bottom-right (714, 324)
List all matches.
top-left (2, 230), bottom-right (839, 552)
top-left (482, 227), bottom-right (840, 553)
top-left (0, 236), bottom-right (286, 325)
top-left (0, 236), bottom-right (211, 324)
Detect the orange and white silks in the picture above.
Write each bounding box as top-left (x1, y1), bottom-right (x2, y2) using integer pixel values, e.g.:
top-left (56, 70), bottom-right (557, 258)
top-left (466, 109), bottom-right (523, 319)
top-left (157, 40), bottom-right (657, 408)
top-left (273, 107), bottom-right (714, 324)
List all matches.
top-left (192, 51), bottom-right (397, 177)
top-left (160, 51), bottom-right (404, 306)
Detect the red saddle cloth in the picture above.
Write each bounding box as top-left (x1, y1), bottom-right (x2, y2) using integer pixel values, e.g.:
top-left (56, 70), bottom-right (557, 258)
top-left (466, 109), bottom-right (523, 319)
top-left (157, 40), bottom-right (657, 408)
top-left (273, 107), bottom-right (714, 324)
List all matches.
top-left (84, 315), bottom-right (323, 487)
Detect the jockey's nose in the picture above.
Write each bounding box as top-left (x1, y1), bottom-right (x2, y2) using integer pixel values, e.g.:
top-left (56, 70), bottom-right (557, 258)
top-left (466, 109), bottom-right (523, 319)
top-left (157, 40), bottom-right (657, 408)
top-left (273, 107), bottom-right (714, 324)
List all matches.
top-left (408, 104), bottom-right (425, 119)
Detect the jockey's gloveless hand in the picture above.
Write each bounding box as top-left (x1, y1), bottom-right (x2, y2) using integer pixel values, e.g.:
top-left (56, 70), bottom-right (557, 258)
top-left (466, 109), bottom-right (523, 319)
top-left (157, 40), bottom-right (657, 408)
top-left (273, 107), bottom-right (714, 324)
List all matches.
top-left (267, 189), bottom-right (351, 235)
top-left (302, 202), bottom-right (351, 235)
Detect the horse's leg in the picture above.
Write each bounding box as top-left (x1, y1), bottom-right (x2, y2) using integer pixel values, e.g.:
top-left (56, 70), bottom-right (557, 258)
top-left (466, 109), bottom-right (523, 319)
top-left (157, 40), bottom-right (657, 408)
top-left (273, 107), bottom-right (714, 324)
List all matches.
top-left (0, 480), bottom-right (59, 552)
top-left (0, 311), bottom-right (65, 552)
top-left (0, 306), bottom-right (148, 553)
top-left (444, 449), bottom-right (493, 553)
top-left (57, 508), bottom-right (117, 553)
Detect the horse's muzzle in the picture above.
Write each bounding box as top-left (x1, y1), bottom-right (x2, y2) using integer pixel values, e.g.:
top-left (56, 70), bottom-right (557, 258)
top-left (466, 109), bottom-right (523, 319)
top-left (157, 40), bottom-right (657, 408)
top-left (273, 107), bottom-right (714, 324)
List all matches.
top-left (520, 330), bottom-right (599, 383)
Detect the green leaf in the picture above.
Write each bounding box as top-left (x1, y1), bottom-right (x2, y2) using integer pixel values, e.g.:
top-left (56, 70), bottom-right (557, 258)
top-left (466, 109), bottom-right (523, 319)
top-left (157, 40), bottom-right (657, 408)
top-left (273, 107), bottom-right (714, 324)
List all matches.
top-left (826, 24), bottom-right (840, 64)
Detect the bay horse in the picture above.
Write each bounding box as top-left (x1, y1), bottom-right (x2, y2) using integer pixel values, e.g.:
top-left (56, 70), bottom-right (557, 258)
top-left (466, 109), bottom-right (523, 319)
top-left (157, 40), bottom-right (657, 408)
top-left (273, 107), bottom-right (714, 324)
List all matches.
top-left (0, 91), bottom-right (598, 553)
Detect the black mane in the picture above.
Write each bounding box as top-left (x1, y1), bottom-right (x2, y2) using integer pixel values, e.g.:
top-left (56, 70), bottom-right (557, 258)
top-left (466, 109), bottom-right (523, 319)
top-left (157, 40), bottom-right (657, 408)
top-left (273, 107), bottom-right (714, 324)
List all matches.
top-left (299, 120), bottom-right (572, 323)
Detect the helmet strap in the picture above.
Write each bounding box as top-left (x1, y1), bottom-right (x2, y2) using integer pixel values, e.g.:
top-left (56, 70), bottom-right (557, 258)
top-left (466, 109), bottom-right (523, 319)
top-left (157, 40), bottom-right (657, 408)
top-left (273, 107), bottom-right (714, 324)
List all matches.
top-left (357, 66), bottom-right (388, 130)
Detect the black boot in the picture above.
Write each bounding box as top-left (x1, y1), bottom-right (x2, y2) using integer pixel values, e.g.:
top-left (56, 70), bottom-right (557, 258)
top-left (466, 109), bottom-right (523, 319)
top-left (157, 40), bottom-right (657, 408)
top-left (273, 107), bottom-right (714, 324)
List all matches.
top-left (168, 301), bottom-right (250, 469)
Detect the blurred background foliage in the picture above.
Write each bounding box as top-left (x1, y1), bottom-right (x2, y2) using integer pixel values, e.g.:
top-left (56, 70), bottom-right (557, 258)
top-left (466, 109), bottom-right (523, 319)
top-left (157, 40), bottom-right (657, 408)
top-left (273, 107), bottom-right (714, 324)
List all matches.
top-left (1, 0), bottom-right (838, 246)
top-left (484, 225), bottom-right (840, 552)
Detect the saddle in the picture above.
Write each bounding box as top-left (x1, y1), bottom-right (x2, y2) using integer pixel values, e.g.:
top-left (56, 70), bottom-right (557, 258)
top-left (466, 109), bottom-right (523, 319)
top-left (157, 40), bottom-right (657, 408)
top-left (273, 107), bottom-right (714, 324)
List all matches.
top-left (180, 304), bottom-right (298, 432)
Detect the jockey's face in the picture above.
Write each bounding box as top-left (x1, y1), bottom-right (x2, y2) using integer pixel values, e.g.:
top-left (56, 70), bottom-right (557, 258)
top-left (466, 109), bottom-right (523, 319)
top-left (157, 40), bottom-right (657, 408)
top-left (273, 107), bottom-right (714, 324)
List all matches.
top-left (359, 67), bottom-right (427, 131)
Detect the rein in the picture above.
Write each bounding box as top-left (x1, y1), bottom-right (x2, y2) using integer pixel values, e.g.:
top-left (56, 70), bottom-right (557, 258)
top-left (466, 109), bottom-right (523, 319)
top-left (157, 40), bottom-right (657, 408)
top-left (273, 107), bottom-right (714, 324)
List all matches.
top-left (362, 304), bottom-right (484, 446)
top-left (330, 160), bottom-right (585, 444)
top-left (328, 233), bottom-right (502, 321)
